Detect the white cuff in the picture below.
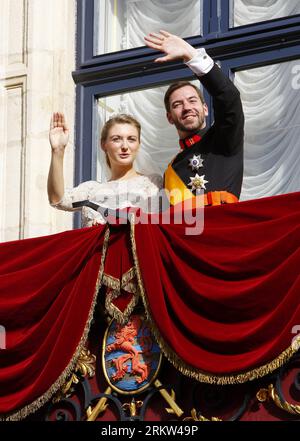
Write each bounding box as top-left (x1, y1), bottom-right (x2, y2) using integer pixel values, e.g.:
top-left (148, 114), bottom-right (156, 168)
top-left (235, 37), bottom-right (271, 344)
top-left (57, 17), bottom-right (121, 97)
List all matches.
top-left (185, 48), bottom-right (214, 76)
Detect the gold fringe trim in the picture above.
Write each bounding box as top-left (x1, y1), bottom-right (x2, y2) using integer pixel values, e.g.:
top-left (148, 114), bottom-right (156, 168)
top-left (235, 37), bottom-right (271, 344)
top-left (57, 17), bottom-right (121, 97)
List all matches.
top-left (121, 267), bottom-right (136, 287)
top-left (102, 268), bottom-right (136, 292)
top-left (103, 267), bottom-right (139, 324)
top-left (105, 287), bottom-right (139, 325)
top-left (1, 226), bottom-right (110, 421)
top-left (129, 218), bottom-right (299, 386)
top-left (123, 282), bottom-right (137, 294)
top-left (102, 273), bottom-right (120, 290)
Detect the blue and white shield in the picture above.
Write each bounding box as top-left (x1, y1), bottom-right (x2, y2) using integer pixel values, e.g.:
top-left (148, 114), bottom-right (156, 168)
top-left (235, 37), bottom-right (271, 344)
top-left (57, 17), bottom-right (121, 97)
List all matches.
top-left (102, 314), bottom-right (162, 394)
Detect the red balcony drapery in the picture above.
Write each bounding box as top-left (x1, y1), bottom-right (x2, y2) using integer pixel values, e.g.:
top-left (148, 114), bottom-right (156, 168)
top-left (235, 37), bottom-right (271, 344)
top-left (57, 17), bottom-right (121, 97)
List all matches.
top-left (1, 191), bottom-right (300, 419)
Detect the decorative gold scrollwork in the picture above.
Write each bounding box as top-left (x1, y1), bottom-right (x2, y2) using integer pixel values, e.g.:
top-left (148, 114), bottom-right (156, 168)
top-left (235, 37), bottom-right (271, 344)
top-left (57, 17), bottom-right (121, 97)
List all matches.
top-left (86, 386), bottom-right (112, 421)
top-left (154, 379), bottom-right (184, 417)
top-left (183, 408), bottom-right (222, 421)
top-left (256, 384), bottom-right (300, 416)
top-left (269, 383), bottom-right (300, 415)
top-left (256, 387), bottom-right (269, 403)
top-left (53, 348), bottom-right (96, 403)
top-left (52, 373), bottom-right (80, 403)
top-left (122, 398), bottom-right (143, 417)
top-left (75, 347), bottom-right (96, 378)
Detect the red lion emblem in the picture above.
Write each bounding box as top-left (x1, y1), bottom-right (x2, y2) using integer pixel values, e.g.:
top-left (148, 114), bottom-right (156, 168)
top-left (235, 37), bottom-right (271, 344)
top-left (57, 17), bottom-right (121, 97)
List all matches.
top-left (106, 315), bottom-right (152, 384)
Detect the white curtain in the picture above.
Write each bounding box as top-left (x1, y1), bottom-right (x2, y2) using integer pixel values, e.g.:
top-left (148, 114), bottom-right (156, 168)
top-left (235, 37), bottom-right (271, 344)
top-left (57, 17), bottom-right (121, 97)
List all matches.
top-left (232, 0), bottom-right (300, 27)
top-left (127, 0), bottom-right (201, 48)
top-left (236, 60), bottom-right (300, 200)
top-left (97, 0), bottom-right (300, 200)
top-left (97, 0), bottom-right (202, 180)
top-left (233, 0), bottom-right (300, 199)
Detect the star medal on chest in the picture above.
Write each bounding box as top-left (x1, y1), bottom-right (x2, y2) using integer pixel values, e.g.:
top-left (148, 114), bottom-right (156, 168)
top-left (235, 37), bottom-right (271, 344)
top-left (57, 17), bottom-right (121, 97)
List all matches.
top-left (188, 174), bottom-right (209, 192)
top-left (188, 154), bottom-right (208, 193)
top-left (188, 154), bottom-right (204, 171)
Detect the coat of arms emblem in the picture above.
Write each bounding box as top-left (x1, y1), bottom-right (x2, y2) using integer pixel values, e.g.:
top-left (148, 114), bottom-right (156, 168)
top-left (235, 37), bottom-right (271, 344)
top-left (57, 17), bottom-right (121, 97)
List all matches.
top-left (102, 314), bottom-right (162, 394)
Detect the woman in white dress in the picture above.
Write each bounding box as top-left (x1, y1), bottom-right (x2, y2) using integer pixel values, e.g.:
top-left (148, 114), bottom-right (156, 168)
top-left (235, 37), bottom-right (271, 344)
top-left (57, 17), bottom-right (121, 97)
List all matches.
top-left (48, 112), bottom-right (162, 226)
top-left (48, 113), bottom-right (163, 394)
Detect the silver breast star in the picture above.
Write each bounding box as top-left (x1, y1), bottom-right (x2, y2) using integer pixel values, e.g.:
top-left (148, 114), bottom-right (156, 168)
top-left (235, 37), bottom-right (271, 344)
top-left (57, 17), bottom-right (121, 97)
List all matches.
top-left (188, 174), bottom-right (209, 192)
top-left (188, 155), bottom-right (204, 171)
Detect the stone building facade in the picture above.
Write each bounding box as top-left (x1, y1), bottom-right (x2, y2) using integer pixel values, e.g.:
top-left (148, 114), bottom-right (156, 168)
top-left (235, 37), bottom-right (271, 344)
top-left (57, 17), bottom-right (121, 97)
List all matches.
top-left (0, 0), bottom-right (76, 241)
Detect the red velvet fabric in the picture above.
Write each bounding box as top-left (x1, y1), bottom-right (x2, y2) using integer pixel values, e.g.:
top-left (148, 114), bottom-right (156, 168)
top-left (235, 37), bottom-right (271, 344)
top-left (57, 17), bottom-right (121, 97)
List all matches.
top-left (0, 226), bottom-right (106, 417)
top-left (135, 191), bottom-right (300, 373)
top-left (0, 192), bottom-right (300, 418)
top-left (104, 224), bottom-right (135, 312)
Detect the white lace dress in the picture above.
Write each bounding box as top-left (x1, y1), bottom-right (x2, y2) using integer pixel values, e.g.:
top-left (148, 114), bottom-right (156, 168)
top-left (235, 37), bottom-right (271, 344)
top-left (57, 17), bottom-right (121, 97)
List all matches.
top-left (51, 174), bottom-right (163, 227)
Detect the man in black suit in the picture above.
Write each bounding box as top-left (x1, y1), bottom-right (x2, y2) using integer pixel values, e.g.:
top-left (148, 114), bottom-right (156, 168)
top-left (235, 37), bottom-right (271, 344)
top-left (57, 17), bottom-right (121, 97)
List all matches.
top-left (144, 31), bottom-right (244, 207)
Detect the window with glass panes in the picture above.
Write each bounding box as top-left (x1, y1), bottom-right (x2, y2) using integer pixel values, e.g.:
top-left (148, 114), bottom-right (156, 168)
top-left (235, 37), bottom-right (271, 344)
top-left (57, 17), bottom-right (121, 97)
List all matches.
top-left (72, 0), bottom-right (300, 225)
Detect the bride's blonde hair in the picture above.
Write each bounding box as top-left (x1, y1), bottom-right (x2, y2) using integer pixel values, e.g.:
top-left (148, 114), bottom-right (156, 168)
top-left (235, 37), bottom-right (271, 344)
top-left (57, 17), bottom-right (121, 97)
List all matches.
top-left (101, 114), bottom-right (141, 168)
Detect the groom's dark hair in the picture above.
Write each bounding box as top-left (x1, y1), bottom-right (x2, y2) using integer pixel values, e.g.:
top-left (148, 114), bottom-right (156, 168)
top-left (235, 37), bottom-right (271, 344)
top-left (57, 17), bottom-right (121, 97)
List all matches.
top-left (164, 81), bottom-right (205, 112)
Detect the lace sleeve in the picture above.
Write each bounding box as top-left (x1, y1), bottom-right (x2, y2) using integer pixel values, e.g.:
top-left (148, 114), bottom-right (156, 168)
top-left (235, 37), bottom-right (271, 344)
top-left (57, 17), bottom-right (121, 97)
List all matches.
top-left (50, 181), bottom-right (96, 212)
top-left (142, 174), bottom-right (164, 213)
top-left (147, 174), bottom-right (163, 193)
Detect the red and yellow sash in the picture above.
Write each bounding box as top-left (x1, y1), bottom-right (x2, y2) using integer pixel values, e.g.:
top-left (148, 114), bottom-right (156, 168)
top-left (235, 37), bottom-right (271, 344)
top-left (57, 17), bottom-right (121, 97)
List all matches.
top-left (164, 163), bottom-right (238, 207)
